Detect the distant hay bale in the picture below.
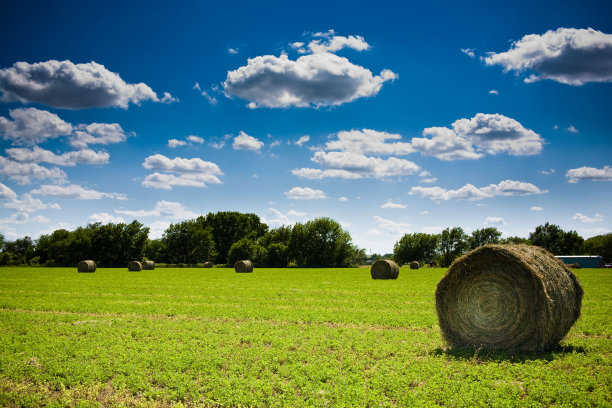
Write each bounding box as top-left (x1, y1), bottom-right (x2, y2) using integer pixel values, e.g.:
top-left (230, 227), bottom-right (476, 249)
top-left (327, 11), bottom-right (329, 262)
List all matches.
top-left (435, 244), bottom-right (583, 352)
top-left (203, 261), bottom-right (213, 268)
top-left (77, 260), bottom-right (96, 273)
top-left (234, 260), bottom-right (253, 273)
top-left (371, 259), bottom-right (399, 279)
top-left (410, 261), bottom-right (420, 270)
top-left (142, 260), bottom-right (155, 270)
top-left (128, 261), bottom-right (143, 271)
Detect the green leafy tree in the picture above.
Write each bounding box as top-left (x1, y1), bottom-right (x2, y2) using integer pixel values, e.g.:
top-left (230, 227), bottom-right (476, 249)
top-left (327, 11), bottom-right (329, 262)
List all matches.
top-left (227, 238), bottom-right (268, 266)
top-left (469, 227), bottom-right (502, 249)
top-left (266, 243), bottom-right (289, 267)
top-left (394, 233), bottom-right (439, 265)
top-left (529, 222), bottom-right (583, 255)
top-left (162, 217), bottom-right (216, 264)
top-left (438, 227), bottom-right (468, 267)
top-left (203, 212), bottom-right (268, 264)
top-left (500, 236), bottom-right (530, 245)
top-left (2, 236), bottom-right (35, 265)
top-left (583, 233), bottom-right (612, 263)
top-left (289, 217), bottom-right (356, 267)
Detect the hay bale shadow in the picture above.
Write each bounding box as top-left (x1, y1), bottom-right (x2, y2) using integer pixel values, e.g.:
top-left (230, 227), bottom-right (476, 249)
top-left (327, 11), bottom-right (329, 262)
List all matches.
top-left (431, 344), bottom-right (586, 363)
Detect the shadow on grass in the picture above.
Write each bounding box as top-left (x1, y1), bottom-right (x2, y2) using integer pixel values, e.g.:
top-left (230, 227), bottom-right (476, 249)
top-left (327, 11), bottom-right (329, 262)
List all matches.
top-left (432, 343), bottom-right (586, 363)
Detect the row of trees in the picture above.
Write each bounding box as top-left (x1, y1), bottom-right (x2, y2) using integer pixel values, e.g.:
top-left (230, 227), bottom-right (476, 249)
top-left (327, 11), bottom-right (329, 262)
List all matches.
top-left (0, 212), bottom-right (364, 268)
top-left (393, 223), bottom-right (611, 267)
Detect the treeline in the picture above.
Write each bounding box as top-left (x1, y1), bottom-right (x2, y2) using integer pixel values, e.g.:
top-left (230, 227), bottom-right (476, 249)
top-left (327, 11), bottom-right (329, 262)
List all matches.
top-left (392, 223), bottom-right (612, 267)
top-left (0, 212), bottom-right (364, 268)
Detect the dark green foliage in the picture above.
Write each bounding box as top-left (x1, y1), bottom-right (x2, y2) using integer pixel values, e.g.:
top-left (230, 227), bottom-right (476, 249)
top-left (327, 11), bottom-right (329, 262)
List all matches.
top-left (469, 227), bottom-right (502, 249)
top-left (289, 218), bottom-right (357, 267)
top-left (393, 233), bottom-right (439, 265)
top-left (583, 233), bottom-right (612, 263)
top-left (438, 227), bottom-right (469, 267)
top-left (161, 217), bottom-right (216, 264)
top-left (203, 211), bottom-right (268, 264)
top-left (529, 222), bottom-right (584, 255)
top-left (266, 243), bottom-right (289, 267)
top-left (500, 236), bottom-right (530, 245)
top-left (227, 238), bottom-right (268, 266)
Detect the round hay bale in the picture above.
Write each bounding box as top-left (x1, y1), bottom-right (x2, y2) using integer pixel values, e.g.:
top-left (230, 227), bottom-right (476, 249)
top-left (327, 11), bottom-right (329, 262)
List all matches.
top-left (142, 260), bottom-right (155, 270)
top-left (128, 261), bottom-right (143, 271)
top-left (77, 260), bottom-right (96, 273)
top-left (435, 244), bottom-right (583, 352)
top-left (234, 260), bottom-right (253, 273)
top-left (410, 261), bottom-right (420, 270)
top-left (371, 259), bottom-right (399, 279)
top-left (203, 261), bottom-right (213, 268)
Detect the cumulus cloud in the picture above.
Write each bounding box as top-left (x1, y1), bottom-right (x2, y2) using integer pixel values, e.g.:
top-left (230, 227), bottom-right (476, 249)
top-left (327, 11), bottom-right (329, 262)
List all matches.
top-left (573, 212), bottom-right (604, 223)
top-left (566, 165), bottom-right (612, 183)
top-left (168, 139), bottom-right (187, 148)
top-left (296, 135), bottom-right (310, 146)
top-left (310, 151), bottom-right (419, 178)
top-left (261, 208), bottom-right (291, 227)
top-left (148, 220), bottom-right (171, 240)
top-left (372, 215), bottom-right (410, 235)
top-left (6, 146), bottom-right (109, 166)
top-left (89, 212), bottom-right (125, 224)
top-left (484, 216), bottom-right (506, 226)
top-left (285, 187), bottom-right (326, 200)
top-left (160, 92), bottom-right (179, 104)
top-left (0, 183), bottom-right (17, 200)
top-left (483, 27), bottom-right (612, 85)
top-left (232, 131), bottom-right (264, 151)
top-left (187, 135), bottom-right (204, 144)
top-left (31, 184), bottom-right (127, 200)
top-left (143, 154), bottom-right (222, 175)
top-left (71, 123), bottom-right (130, 148)
top-left (0, 107), bottom-right (72, 145)
top-left (288, 209), bottom-right (307, 216)
top-left (338, 197), bottom-right (348, 202)
top-left (410, 179), bottom-right (546, 201)
top-left (0, 60), bottom-right (169, 108)
top-left (324, 129), bottom-right (414, 155)
top-left (381, 199), bottom-right (407, 209)
top-left (0, 156), bottom-right (66, 184)
top-left (489, 89), bottom-right (499, 95)
top-left (3, 193), bottom-right (60, 212)
top-left (115, 200), bottom-right (198, 219)
top-left (566, 125), bottom-right (579, 133)
top-left (142, 173), bottom-right (222, 190)
top-left (0, 212), bottom-right (50, 225)
top-left (291, 168), bottom-right (362, 180)
top-left (530, 206), bottom-right (544, 211)
top-left (461, 48), bottom-right (476, 58)
top-left (304, 32), bottom-right (371, 54)
top-left (224, 40), bottom-right (397, 108)
top-left (413, 113), bottom-right (543, 160)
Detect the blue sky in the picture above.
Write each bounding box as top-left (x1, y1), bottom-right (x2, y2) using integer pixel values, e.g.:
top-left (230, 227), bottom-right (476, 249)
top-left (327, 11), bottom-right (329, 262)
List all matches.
top-left (0, 0), bottom-right (611, 254)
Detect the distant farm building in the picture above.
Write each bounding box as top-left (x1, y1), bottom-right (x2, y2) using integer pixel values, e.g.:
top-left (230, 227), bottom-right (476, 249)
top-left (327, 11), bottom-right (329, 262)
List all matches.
top-left (556, 255), bottom-right (603, 268)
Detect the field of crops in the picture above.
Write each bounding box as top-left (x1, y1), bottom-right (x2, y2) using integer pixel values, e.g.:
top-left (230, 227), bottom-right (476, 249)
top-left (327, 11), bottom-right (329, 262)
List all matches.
top-left (0, 266), bottom-right (610, 407)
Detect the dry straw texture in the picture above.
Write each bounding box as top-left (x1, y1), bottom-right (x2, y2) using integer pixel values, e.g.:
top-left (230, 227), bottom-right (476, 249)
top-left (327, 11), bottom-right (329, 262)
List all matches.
top-left (371, 259), bottom-right (399, 279)
top-left (142, 260), bottom-right (155, 270)
top-left (77, 260), bottom-right (96, 273)
top-left (234, 260), bottom-right (253, 273)
top-left (410, 261), bottom-right (420, 270)
top-left (435, 244), bottom-right (583, 352)
top-left (203, 262), bottom-right (213, 268)
top-left (128, 261), bottom-right (143, 271)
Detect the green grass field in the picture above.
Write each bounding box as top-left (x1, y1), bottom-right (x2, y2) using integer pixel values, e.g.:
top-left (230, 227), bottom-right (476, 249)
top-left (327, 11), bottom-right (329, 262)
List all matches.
top-left (0, 266), bottom-right (610, 407)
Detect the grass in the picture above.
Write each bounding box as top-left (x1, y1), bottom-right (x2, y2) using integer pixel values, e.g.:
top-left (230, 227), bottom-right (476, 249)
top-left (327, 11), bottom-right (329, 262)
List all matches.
top-left (0, 266), bottom-right (610, 407)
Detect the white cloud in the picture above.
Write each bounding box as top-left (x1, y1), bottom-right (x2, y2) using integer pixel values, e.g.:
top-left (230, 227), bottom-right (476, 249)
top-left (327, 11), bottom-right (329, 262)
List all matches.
top-left (373, 215), bottom-right (410, 235)
top-left (530, 206), bottom-right (544, 211)
top-left (0, 156), bottom-right (66, 185)
top-left (287, 209), bottom-right (307, 216)
top-left (168, 139), bottom-right (186, 148)
top-left (232, 131), bottom-right (264, 151)
top-left (381, 199), bottom-right (407, 209)
top-left (579, 227), bottom-right (612, 237)
top-left (142, 154), bottom-right (223, 175)
top-left (142, 173), bottom-right (222, 190)
top-left (0, 212), bottom-right (50, 226)
top-left (566, 125), bottom-right (579, 133)
top-left (261, 208), bottom-right (291, 227)
top-left (70, 123), bottom-right (130, 148)
top-left (573, 212), bottom-right (604, 223)
top-left (338, 197), bottom-right (348, 202)
top-left (291, 168), bottom-right (362, 180)
top-left (228, 48), bottom-right (239, 55)
top-left (0, 107), bottom-right (72, 145)
top-left (410, 179), bottom-right (546, 201)
top-left (305, 33), bottom-right (370, 54)
top-left (489, 89), bottom-right (499, 95)
top-left (296, 135), bottom-right (310, 146)
top-left (187, 135), bottom-right (204, 144)
top-left (324, 129), bottom-right (414, 155)
top-left (3, 193), bottom-right (60, 212)
top-left (116, 200), bottom-right (198, 219)
top-left (483, 27), bottom-right (612, 85)
top-left (566, 165), bottom-right (612, 183)
top-left (31, 184), bottom-right (127, 200)
top-left (0, 60), bottom-right (165, 108)
top-left (148, 220), bottom-right (171, 240)
top-left (89, 212), bottom-right (125, 224)
top-left (461, 48), bottom-right (476, 58)
top-left (484, 216), bottom-right (506, 226)
top-left (539, 168), bottom-right (556, 175)
top-left (0, 183), bottom-right (17, 200)
top-left (285, 187), bottom-right (326, 200)
top-left (160, 92), bottom-right (179, 104)
top-left (412, 126), bottom-right (482, 160)
top-left (6, 146), bottom-right (109, 166)
top-left (310, 151), bottom-right (420, 178)
top-left (223, 50), bottom-right (396, 108)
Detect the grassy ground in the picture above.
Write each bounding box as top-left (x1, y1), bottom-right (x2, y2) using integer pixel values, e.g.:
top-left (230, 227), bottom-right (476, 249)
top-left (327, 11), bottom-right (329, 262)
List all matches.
top-left (0, 266), bottom-right (609, 407)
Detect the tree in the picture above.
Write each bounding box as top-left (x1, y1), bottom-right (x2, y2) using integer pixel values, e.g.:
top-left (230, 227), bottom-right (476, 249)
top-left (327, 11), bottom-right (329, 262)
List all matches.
top-left (583, 233), bottom-right (612, 263)
top-left (500, 236), bottom-right (530, 245)
top-left (529, 222), bottom-right (583, 255)
top-left (203, 212), bottom-right (268, 264)
top-left (438, 227), bottom-right (468, 267)
top-left (289, 218), bottom-right (356, 267)
top-left (1, 236), bottom-right (35, 265)
top-left (469, 227), bottom-right (502, 249)
top-left (227, 238), bottom-right (268, 266)
top-left (162, 218), bottom-right (216, 264)
top-left (394, 233), bottom-right (439, 265)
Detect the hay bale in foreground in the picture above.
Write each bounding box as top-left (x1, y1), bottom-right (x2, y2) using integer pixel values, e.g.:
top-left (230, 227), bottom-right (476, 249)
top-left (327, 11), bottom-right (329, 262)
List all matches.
top-left (234, 260), bottom-right (253, 273)
top-left (410, 261), bottom-right (420, 270)
top-left (77, 260), bottom-right (96, 273)
top-left (203, 261), bottom-right (213, 268)
top-left (142, 260), bottom-right (155, 270)
top-left (371, 259), bottom-right (399, 279)
top-left (435, 244), bottom-right (583, 352)
top-left (128, 261), bottom-right (143, 271)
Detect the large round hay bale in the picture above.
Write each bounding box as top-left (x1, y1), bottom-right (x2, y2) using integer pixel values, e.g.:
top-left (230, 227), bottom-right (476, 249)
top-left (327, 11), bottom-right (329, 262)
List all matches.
top-left (435, 244), bottom-right (583, 352)
top-left (128, 261), bottom-right (143, 271)
top-left (77, 260), bottom-right (96, 273)
top-left (203, 261), bottom-right (213, 268)
top-left (142, 260), bottom-right (155, 270)
top-left (410, 261), bottom-right (420, 270)
top-left (371, 259), bottom-right (399, 279)
top-left (234, 260), bottom-right (253, 273)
